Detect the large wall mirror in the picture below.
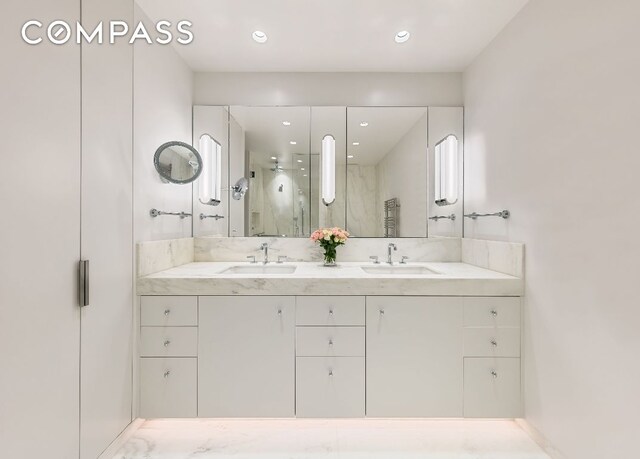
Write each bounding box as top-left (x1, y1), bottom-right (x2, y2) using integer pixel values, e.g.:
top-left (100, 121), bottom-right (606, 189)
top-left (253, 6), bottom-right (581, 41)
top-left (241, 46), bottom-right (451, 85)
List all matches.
top-left (192, 105), bottom-right (463, 238)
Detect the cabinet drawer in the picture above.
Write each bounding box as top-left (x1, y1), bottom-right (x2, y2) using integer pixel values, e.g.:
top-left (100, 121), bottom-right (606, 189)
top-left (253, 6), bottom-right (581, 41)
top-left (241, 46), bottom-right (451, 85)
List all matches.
top-left (296, 357), bottom-right (365, 418)
top-left (140, 327), bottom-right (197, 357)
top-left (296, 327), bottom-right (365, 357)
top-left (141, 296), bottom-right (197, 326)
top-left (139, 357), bottom-right (197, 418)
top-left (296, 296), bottom-right (365, 326)
top-left (463, 357), bottom-right (521, 418)
top-left (463, 297), bottom-right (520, 327)
top-left (463, 328), bottom-right (520, 357)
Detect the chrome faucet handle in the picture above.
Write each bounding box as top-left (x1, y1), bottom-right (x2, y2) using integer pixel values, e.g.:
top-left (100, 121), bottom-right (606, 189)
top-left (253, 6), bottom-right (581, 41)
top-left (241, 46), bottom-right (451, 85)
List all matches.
top-left (369, 255), bottom-right (380, 264)
top-left (400, 256), bottom-right (409, 264)
top-left (277, 255), bottom-right (288, 264)
top-left (246, 255), bottom-right (257, 264)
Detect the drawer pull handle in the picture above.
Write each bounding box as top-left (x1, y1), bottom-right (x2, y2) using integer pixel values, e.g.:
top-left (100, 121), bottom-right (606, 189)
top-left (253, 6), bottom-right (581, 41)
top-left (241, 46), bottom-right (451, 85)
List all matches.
top-left (164, 370), bottom-right (171, 378)
top-left (163, 340), bottom-right (171, 347)
top-left (328, 370), bottom-right (333, 377)
top-left (328, 339), bottom-right (334, 346)
top-left (164, 309), bottom-right (171, 316)
top-left (329, 309), bottom-right (334, 315)
top-left (379, 308), bottom-right (385, 315)
top-left (490, 339), bottom-right (498, 347)
top-left (490, 309), bottom-right (498, 317)
top-left (490, 370), bottom-right (498, 379)
top-left (277, 308), bottom-right (282, 316)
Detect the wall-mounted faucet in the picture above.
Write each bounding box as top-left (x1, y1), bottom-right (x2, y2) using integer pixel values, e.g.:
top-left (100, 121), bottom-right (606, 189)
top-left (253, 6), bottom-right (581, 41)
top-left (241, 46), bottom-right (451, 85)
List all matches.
top-left (260, 242), bottom-right (270, 264)
top-left (387, 243), bottom-right (397, 265)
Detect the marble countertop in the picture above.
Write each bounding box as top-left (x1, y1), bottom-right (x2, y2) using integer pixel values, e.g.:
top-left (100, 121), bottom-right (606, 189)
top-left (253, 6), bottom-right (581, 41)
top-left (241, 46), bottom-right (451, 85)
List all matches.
top-left (137, 262), bottom-right (523, 296)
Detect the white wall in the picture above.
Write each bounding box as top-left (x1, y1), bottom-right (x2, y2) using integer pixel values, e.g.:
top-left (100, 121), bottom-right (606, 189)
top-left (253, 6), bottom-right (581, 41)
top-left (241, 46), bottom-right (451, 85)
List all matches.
top-left (0, 1), bottom-right (81, 457)
top-left (134, 4), bottom-right (194, 242)
top-left (195, 72), bottom-right (462, 106)
top-left (463, 1), bottom-right (640, 458)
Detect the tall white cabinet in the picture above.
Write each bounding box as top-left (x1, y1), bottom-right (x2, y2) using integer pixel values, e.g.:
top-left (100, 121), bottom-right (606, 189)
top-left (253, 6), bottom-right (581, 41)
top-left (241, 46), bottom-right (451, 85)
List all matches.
top-left (2, 1), bottom-right (134, 457)
top-left (1, 1), bottom-right (82, 457)
top-left (79, 0), bottom-right (134, 457)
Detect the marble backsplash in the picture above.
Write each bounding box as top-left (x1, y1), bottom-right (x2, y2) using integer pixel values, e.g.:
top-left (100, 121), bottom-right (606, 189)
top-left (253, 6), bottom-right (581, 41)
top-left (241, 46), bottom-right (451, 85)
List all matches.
top-left (461, 238), bottom-right (524, 278)
top-left (194, 236), bottom-right (461, 263)
top-left (137, 237), bottom-right (195, 277)
top-left (136, 236), bottom-right (525, 279)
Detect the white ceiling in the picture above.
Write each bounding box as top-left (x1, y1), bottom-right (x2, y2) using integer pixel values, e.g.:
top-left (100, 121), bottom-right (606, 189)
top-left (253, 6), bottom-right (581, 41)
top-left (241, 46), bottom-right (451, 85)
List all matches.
top-left (136, 0), bottom-right (529, 72)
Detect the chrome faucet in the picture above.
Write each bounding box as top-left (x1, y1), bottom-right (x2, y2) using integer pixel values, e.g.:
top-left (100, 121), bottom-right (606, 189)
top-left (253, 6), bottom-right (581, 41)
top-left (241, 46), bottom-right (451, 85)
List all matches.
top-left (387, 243), bottom-right (397, 265)
top-left (260, 242), bottom-right (270, 264)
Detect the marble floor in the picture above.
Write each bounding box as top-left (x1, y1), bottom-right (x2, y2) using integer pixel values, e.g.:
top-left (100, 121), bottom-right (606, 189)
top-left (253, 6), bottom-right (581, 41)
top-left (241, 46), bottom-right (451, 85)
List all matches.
top-left (111, 418), bottom-right (551, 459)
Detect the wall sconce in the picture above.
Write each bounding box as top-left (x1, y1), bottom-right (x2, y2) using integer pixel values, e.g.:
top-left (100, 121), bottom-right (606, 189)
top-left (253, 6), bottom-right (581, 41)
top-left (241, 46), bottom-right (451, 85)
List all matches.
top-left (198, 134), bottom-right (222, 206)
top-left (321, 134), bottom-right (335, 206)
top-left (434, 134), bottom-right (459, 206)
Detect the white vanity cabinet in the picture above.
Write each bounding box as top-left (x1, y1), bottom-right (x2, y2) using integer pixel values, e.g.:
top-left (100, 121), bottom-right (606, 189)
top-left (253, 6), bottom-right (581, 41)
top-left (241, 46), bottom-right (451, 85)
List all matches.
top-left (462, 297), bottom-right (522, 417)
top-left (198, 296), bottom-right (296, 417)
top-left (295, 296), bottom-right (366, 418)
top-left (138, 294), bottom-right (521, 419)
top-left (366, 296), bottom-right (464, 417)
top-left (139, 296), bottom-right (198, 418)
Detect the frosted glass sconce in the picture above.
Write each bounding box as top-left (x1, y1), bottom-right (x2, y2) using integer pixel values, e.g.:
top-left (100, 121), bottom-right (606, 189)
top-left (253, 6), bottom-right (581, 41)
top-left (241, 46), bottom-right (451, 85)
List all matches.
top-left (321, 134), bottom-right (336, 206)
top-left (434, 134), bottom-right (459, 206)
top-left (198, 134), bottom-right (222, 206)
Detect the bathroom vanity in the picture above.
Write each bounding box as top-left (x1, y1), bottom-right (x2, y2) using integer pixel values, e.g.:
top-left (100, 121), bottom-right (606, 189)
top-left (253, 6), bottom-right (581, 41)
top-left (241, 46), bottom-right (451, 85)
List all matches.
top-left (136, 239), bottom-right (523, 420)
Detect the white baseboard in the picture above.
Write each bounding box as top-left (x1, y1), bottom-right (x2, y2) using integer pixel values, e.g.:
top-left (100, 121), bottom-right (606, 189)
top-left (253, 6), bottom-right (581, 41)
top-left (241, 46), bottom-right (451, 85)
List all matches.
top-left (98, 418), bottom-right (145, 459)
top-left (515, 418), bottom-right (567, 459)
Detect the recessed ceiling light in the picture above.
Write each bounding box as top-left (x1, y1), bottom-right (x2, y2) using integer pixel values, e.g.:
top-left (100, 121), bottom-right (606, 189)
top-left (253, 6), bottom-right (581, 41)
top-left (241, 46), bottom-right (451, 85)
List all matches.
top-left (270, 156), bottom-right (277, 160)
top-left (290, 141), bottom-right (297, 145)
top-left (282, 121), bottom-right (291, 126)
top-left (300, 168), bottom-right (305, 171)
top-left (352, 142), bottom-right (360, 146)
top-left (347, 155), bottom-right (354, 159)
top-left (395, 30), bottom-right (410, 43)
top-left (297, 159), bottom-right (303, 163)
top-left (252, 30), bottom-right (268, 43)
top-left (360, 122), bottom-right (368, 127)
top-left (303, 174), bottom-right (307, 177)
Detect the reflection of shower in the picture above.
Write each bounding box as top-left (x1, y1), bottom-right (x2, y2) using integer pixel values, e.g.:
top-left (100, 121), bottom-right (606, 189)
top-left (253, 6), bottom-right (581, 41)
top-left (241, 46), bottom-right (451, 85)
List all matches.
top-left (270, 160), bottom-right (284, 173)
top-left (278, 184), bottom-right (284, 192)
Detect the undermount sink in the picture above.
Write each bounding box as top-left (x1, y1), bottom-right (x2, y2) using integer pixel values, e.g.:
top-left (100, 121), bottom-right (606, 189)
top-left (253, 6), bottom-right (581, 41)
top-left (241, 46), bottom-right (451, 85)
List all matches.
top-left (221, 265), bottom-right (297, 275)
top-left (360, 265), bottom-right (440, 275)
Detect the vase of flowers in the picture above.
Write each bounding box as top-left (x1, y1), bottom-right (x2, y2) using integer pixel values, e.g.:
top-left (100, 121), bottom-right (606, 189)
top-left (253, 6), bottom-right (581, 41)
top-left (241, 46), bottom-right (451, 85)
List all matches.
top-left (310, 227), bottom-right (350, 266)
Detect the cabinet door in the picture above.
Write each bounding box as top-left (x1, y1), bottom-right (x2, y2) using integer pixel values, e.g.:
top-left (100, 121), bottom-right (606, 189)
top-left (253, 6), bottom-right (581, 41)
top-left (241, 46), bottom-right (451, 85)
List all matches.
top-left (366, 297), bottom-right (463, 417)
top-left (199, 296), bottom-right (295, 417)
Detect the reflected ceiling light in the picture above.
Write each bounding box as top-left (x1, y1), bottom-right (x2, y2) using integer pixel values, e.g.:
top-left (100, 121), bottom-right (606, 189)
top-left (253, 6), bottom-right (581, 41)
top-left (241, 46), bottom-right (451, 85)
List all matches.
top-left (270, 156), bottom-right (277, 160)
top-left (252, 30), bottom-right (268, 43)
top-left (300, 168), bottom-right (305, 171)
top-left (321, 135), bottom-right (336, 206)
top-left (282, 121), bottom-right (291, 126)
top-left (303, 174), bottom-right (307, 177)
top-left (289, 141), bottom-right (297, 145)
top-left (395, 30), bottom-right (410, 43)
top-left (360, 122), bottom-right (368, 127)
top-left (297, 159), bottom-right (303, 163)
top-left (347, 155), bottom-right (354, 159)
top-left (352, 142), bottom-right (360, 146)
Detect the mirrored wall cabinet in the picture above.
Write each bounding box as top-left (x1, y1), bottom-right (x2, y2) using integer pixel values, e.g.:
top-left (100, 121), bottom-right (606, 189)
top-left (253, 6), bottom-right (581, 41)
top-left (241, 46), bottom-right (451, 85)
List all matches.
top-left (192, 106), bottom-right (463, 238)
